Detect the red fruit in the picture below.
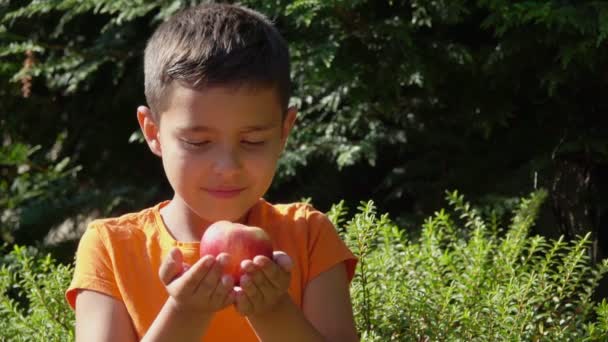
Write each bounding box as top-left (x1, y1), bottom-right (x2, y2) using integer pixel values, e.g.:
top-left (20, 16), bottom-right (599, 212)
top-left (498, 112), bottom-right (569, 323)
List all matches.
top-left (199, 220), bottom-right (273, 285)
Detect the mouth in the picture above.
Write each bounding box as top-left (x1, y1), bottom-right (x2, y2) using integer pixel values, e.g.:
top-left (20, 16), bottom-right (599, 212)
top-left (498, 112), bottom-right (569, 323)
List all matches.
top-left (204, 187), bottom-right (245, 199)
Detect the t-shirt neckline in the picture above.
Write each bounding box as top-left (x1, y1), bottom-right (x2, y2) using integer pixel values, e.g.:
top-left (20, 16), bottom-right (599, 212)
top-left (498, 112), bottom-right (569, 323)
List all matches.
top-left (152, 200), bottom-right (200, 250)
top-left (151, 199), bottom-right (267, 250)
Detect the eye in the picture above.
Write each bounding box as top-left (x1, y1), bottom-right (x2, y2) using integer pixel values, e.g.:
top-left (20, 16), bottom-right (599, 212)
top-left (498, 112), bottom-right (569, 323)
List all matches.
top-left (180, 139), bottom-right (209, 148)
top-left (241, 140), bottom-right (265, 146)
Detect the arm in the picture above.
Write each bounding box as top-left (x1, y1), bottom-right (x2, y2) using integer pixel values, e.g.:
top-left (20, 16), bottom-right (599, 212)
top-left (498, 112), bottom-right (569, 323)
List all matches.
top-left (235, 255), bottom-right (358, 342)
top-left (249, 262), bottom-right (358, 342)
top-left (140, 298), bottom-right (213, 342)
top-left (75, 248), bottom-right (235, 342)
top-left (75, 290), bottom-right (138, 342)
top-left (301, 262), bottom-right (359, 341)
top-left (143, 249), bottom-right (235, 341)
top-left (75, 291), bottom-right (213, 342)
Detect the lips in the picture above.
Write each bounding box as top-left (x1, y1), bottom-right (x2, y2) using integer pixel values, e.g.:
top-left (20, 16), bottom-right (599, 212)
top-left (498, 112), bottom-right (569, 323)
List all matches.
top-left (204, 187), bottom-right (245, 199)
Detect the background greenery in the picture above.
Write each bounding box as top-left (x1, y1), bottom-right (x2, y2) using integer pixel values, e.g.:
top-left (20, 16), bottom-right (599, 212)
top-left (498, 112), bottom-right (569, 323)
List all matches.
top-left (1, 0), bottom-right (608, 338)
top-left (2, 192), bottom-right (607, 341)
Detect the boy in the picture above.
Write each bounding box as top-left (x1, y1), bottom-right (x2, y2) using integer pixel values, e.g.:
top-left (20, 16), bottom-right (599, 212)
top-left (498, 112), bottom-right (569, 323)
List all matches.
top-left (65, 3), bottom-right (358, 341)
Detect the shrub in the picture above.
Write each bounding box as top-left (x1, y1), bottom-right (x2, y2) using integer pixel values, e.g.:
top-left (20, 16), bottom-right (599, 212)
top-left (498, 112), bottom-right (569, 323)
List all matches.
top-left (329, 190), bottom-right (608, 341)
top-left (1, 190), bottom-right (606, 340)
top-left (0, 245), bottom-right (74, 341)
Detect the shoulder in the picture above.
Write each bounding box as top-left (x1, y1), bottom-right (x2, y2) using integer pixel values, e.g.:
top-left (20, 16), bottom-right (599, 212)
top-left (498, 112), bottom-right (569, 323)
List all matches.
top-left (250, 199), bottom-right (338, 242)
top-left (254, 199), bottom-right (325, 220)
top-left (82, 202), bottom-right (166, 243)
top-left (252, 199), bottom-right (332, 228)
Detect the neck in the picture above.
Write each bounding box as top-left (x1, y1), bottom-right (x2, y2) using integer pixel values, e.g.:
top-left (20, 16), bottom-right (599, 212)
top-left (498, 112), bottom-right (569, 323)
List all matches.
top-left (160, 196), bottom-right (211, 242)
top-left (159, 196), bottom-right (253, 243)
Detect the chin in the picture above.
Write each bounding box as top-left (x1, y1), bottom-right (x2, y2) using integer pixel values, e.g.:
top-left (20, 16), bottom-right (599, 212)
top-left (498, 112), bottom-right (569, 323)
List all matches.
top-left (198, 206), bottom-right (249, 223)
top-left (184, 194), bottom-right (259, 222)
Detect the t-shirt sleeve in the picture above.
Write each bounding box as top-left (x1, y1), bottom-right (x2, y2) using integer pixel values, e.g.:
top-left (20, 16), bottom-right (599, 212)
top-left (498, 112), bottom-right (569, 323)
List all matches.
top-left (65, 223), bottom-right (121, 310)
top-left (306, 207), bottom-right (358, 284)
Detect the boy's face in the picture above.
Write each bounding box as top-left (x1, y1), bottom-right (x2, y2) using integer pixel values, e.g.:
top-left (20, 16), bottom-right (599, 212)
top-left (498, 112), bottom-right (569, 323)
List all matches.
top-left (138, 84), bottom-right (296, 224)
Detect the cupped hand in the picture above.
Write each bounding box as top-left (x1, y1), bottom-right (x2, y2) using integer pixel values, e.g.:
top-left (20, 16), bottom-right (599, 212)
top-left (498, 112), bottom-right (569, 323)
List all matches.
top-left (234, 251), bottom-right (292, 316)
top-left (158, 248), bottom-right (236, 315)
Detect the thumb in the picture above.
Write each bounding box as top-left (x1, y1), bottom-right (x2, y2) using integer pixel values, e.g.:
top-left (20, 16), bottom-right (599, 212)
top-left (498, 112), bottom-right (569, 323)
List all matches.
top-left (158, 248), bottom-right (186, 285)
top-left (273, 251), bottom-right (293, 272)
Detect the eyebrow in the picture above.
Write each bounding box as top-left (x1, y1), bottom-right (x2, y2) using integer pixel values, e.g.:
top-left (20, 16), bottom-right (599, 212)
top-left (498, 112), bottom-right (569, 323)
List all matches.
top-left (176, 126), bottom-right (211, 133)
top-left (176, 123), bottom-right (279, 133)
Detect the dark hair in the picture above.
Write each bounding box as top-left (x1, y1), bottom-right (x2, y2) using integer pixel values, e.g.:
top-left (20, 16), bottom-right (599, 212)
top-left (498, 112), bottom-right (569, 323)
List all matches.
top-left (144, 3), bottom-right (290, 119)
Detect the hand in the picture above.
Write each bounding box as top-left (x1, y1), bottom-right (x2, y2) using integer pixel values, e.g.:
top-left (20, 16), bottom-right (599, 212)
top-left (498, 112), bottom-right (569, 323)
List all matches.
top-left (158, 248), bottom-right (235, 316)
top-left (234, 251), bottom-right (292, 316)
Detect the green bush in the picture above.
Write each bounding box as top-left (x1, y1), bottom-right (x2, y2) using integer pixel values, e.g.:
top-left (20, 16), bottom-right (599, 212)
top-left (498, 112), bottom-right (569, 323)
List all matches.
top-left (329, 190), bottom-right (608, 341)
top-left (0, 245), bottom-right (74, 341)
top-left (1, 190), bottom-right (607, 341)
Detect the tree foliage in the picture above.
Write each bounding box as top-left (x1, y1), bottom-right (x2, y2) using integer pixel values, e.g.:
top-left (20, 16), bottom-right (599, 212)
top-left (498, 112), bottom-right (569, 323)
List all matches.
top-left (1, 1), bottom-right (607, 266)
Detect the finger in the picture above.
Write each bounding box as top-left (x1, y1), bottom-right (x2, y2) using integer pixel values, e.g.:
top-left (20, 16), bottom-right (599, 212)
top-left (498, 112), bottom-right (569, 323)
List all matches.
top-left (195, 253), bottom-right (229, 296)
top-left (223, 287), bottom-right (237, 307)
top-left (252, 255), bottom-right (272, 270)
top-left (240, 259), bottom-right (256, 274)
top-left (240, 273), bottom-right (263, 303)
top-left (244, 266), bottom-right (275, 305)
top-left (158, 248), bottom-right (184, 285)
top-left (272, 251), bottom-right (293, 272)
top-left (209, 274), bottom-right (234, 308)
top-left (234, 286), bottom-right (253, 316)
top-left (271, 253), bottom-right (292, 290)
top-left (253, 255), bottom-right (288, 292)
top-left (179, 255), bottom-right (215, 294)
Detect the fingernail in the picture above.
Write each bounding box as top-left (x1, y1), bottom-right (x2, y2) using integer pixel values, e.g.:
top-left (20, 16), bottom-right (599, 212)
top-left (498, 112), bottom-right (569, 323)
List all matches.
top-left (222, 275), bottom-right (234, 287)
top-left (203, 257), bottom-right (215, 268)
top-left (253, 256), bottom-right (265, 266)
top-left (218, 253), bottom-right (231, 266)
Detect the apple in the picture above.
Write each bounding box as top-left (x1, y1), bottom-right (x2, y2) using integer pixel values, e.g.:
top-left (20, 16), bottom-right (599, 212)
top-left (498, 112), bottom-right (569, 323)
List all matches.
top-left (199, 220), bottom-right (273, 285)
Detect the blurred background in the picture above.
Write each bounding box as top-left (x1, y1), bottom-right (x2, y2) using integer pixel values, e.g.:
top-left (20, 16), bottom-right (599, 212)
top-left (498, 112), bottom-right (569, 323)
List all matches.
top-left (1, 0), bottom-right (607, 296)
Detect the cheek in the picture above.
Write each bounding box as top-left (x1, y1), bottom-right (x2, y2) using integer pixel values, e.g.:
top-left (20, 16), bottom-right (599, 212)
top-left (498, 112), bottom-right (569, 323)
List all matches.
top-left (243, 150), bottom-right (279, 175)
top-left (161, 153), bottom-right (184, 185)
top-left (161, 146), bottom-right (201, 183)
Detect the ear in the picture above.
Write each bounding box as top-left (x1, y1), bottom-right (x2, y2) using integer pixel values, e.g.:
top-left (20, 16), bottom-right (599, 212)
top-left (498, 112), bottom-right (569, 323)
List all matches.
top-left (280, 106), bottom-right (298, 151)
top-left (137, 106), bottom-right (162, 157)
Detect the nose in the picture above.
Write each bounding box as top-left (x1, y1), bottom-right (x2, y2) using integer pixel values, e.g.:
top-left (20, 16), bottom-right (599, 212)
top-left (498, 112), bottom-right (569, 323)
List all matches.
top-left (211, 145), bottom-right (242, 176)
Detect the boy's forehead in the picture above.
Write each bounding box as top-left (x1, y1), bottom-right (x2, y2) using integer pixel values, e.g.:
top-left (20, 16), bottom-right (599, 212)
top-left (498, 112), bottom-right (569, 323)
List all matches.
top-left (167, 83), bottom-right (283, 110)
top-left (161, 83), bottom-right (285, 126)
top-left (175, 122), bottom-right (280, 133)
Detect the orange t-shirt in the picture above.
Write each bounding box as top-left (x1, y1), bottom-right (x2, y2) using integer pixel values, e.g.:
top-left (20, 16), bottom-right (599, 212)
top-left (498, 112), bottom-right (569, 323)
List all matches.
top-left (65, 199), bottom-right (357, 341)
